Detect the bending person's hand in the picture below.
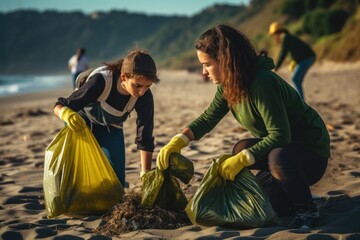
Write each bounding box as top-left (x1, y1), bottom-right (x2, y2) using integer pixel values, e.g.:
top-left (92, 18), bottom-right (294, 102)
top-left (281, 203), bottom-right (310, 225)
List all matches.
top-left (219, 149), bottom-right (255, 181)
top-left (156, 134), bottom-right (189, 171)
top-left (59, 107), bottom-right (86, 132)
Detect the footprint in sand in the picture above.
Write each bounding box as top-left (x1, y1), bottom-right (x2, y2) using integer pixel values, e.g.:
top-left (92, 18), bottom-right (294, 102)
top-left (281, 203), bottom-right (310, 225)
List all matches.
top-left (0, 120), bottom-right (14, 126)
top-left (1, 155), bottom-right (29, 167)
top-left (28, 143), bottom-right (47, 153)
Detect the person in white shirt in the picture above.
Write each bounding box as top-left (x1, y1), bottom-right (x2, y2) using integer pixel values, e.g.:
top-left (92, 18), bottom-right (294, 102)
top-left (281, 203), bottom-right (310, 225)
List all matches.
top-left (68, 47), bottom-right (90, 89)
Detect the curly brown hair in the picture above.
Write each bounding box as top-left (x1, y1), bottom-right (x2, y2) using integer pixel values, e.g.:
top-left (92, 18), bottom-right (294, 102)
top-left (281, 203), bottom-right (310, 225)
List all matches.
top-left (195, 24), bottom-right (258, 106)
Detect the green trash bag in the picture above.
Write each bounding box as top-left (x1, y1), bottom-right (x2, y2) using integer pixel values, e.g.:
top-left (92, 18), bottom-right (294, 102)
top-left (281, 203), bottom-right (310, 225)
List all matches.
top-left (43, 126), bottom-right (124, 218)
top-left (141, 152), bottom-right (194, 211)
top-left (185, 155), bottom-right (278, 229)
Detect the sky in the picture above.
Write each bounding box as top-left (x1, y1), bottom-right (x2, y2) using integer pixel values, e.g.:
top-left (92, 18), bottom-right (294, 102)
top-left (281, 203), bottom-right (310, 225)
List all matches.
top-left (0, 0), bottom-right (250, 16)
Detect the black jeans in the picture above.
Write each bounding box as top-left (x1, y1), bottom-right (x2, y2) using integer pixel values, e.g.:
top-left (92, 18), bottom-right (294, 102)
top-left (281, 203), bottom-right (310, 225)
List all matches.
top-left (233, 138), bottom-right (328, 216)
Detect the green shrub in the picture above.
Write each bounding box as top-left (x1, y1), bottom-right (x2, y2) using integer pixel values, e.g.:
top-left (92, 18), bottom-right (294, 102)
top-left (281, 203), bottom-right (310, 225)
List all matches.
top-left (305, 0), bottom-right (319, 10)
top-left (281, 0), bottom-right (305, 18)
top-left (317, 0), bottom-right (337, 9)
top-left (302, 8), bottom-right (349, 37)
top-left (325, 8), bottom-right (349, 34)
top-left (304, 0), bottom-right (336, 11)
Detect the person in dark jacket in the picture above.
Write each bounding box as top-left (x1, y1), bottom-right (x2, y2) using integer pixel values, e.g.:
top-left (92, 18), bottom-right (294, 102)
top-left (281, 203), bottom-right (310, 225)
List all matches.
top-left (55, 49), bottom-right (160, 187)
top-left (269, 21), bottom-right (316, 99)
top-left (156, 24), bottom-right (330, 229)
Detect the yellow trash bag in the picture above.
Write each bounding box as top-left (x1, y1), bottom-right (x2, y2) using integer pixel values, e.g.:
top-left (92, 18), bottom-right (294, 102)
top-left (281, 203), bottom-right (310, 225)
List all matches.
top-left (43, 126), bottom-right (124, 218)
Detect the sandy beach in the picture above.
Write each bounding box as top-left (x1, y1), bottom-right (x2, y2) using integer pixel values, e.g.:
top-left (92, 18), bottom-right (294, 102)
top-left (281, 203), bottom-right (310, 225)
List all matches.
top-left (0, 61), bottom-right (359, 239)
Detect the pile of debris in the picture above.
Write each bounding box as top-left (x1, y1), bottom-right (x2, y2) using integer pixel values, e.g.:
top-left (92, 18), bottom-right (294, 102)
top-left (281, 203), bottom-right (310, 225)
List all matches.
top-left (95, 191), bottom-right (191, 237)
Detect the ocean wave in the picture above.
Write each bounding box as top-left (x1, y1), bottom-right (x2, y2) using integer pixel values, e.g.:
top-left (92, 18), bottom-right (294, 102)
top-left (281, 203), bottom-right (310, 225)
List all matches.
top-left (0, 75), bottom-right (70, 96)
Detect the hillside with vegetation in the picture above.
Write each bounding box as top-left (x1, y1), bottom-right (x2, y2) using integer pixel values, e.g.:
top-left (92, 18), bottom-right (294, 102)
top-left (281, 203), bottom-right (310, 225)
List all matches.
top-left (0, 0), bottom-right (358, 74)
top-left (158, 0), bottom-right (359, 69)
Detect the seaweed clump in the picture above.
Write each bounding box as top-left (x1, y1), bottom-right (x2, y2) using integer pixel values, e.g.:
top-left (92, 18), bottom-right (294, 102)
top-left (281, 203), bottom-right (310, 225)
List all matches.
top-left (95, 191), bottom-right (191, 237)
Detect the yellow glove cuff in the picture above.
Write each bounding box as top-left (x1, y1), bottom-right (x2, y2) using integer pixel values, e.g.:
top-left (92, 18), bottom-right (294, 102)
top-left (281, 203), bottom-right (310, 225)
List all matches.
top-left (140, 170), bottom-right (148, 178)
top-left (218, 150), bottom-right (255, 181)
top-left (240, 149), bottom-right (255, 166)
top-left (172, 133), bottom-right (190, 147)
top-left (58, 106), bottom-right (69, 121)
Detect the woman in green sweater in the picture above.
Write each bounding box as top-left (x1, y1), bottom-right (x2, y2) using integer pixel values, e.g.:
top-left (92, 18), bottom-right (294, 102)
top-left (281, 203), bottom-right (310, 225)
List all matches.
top-left (156, 24), bottom-right (330, 229)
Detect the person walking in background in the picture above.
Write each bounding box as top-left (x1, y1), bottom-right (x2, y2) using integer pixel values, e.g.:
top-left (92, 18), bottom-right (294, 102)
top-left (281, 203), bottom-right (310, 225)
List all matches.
top-left (156, 24), bottom-right (330, 229)
top-left (269, 22), bottom-right (316, 99)
top-left (68, 47), bottom-right (90, 89)
top-left (55, 49), bottom-right (160, 187)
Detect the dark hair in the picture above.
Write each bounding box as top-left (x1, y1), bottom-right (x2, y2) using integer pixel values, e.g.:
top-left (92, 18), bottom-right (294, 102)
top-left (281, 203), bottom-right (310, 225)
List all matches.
top-left (76, 47), bottom-right (86, 62)
top-left (104, 59), bottom-right (124, 82)
top-left (195, 24), bottom-right (258, 106)
top-left (105, 49), bottom-right (160, 84)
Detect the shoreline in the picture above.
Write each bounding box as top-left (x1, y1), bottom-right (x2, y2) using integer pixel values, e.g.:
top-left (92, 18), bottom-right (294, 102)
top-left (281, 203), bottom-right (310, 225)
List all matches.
top-left (0, 88), bottom-right (72, 107)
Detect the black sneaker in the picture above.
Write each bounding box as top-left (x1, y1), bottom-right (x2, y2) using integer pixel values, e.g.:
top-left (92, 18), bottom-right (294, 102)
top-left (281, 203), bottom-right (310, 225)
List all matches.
top-left (287, 208), bottom-right (320, 229)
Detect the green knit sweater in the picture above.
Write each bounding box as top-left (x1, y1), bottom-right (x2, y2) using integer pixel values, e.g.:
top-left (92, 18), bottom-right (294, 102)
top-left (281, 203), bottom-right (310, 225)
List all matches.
top-left (188, 56), bottom-right (330, 160)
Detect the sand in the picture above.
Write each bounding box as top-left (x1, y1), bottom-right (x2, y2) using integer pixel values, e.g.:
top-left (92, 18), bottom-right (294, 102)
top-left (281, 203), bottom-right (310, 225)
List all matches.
top-left (0, 61), bottom-right (359, 239)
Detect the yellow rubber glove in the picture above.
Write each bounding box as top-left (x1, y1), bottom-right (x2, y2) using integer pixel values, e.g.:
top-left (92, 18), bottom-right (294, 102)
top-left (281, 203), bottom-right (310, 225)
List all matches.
top-left (59, 107), bottom-right (86, 132)
top-left (289, 60), bottom-right (297, 72)
top-left (156, 134), bottom-right (189, 171)
top-left (219, 149), bottom-right (255, 181)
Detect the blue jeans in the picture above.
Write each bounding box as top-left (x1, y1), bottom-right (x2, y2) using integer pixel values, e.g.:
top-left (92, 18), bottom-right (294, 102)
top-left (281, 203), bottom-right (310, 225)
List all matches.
top-left (90, 123), bottom-right (126, 187)
top-left (233, 138), bottom-right (328, 216)
top-left (292, 56), bottom-right (316, 99)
